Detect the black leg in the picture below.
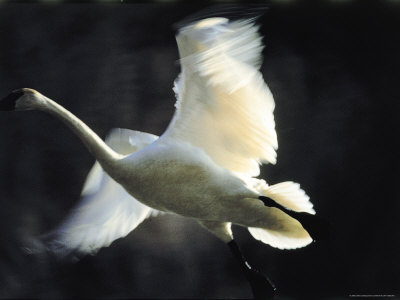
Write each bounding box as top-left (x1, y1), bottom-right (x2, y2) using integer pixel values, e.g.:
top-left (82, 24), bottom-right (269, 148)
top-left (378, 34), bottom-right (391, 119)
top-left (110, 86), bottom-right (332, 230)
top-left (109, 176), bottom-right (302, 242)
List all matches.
top-left (259, 196), bottom-right (330, 241)
top-left (228, 240), bottom-right (276, 299)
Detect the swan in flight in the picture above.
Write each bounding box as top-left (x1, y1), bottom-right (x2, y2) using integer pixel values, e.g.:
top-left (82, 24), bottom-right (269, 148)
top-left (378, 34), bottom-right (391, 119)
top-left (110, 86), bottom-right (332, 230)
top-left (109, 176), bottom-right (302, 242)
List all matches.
top-left (0, 17), bottom-right (328, 299)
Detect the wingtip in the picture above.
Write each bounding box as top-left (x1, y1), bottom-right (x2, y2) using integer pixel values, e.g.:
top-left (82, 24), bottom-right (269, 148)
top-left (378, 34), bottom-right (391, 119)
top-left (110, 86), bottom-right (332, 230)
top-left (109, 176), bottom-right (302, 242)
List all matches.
top-left (173, 4), bottom-right (268, 31)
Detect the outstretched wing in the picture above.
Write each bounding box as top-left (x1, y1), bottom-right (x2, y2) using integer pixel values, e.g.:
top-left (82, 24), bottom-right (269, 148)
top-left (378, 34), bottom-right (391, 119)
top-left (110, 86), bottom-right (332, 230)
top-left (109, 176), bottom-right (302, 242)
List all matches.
top-left (161, 18), bottom-right (277, 177)
top-left (43, 129), bottom-right (159, 260)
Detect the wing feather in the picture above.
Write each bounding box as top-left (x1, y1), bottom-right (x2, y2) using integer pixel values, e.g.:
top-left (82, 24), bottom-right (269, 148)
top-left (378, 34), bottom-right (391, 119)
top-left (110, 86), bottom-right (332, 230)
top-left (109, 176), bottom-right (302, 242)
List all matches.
top-left (162, 18), bottom-right (277, 177)
top-left (42, 129), bottom-right (159, 260)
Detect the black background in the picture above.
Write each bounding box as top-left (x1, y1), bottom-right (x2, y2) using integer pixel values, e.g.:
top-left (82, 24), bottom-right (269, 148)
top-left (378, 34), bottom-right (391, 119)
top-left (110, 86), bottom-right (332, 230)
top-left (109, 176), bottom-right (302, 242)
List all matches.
top-left (0, 1), bottom-right (399, 299)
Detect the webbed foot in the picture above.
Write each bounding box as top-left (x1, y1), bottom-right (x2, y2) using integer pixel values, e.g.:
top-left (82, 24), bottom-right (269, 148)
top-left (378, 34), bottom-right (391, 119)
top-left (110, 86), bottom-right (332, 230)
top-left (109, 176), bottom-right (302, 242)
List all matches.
top-left (228, 240), bottom-right (276, 299)
top-left (244, 267), bottom-right (276, 299)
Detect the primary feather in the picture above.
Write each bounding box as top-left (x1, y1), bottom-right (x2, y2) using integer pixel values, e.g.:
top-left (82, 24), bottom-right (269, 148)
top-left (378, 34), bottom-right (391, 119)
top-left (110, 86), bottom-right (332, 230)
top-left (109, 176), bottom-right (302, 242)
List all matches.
top-left (162, 18), bottom-right (277, 177)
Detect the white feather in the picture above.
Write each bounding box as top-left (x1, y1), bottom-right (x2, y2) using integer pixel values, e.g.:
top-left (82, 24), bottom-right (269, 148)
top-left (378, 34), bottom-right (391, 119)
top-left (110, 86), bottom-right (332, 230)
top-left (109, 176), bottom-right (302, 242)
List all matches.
top-left (247, 180), bottom-right (315, 249)
top-left (43, 129), bottom-right (159, 259)
top-left (254, 180), bottom-right (315, 214)
top-left (11, 18), bottom-right (320, 264)
top-left (162, 19), bottom-right (277, 177)
top-left (248, 226), bottom-right (313, 250)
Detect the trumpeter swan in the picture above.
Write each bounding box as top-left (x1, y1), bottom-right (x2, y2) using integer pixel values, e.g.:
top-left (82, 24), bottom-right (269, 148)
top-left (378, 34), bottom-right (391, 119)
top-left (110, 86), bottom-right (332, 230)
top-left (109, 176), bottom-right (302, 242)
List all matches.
top-left (0, 17), bottom-right (328, 299)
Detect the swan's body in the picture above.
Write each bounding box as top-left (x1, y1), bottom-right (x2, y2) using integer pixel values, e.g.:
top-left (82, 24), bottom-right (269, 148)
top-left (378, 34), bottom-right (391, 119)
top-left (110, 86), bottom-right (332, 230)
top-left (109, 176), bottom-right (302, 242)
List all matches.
top-left (118, 140), bottom-right (255, 218)
top-left (1, 17), bottom-right (327, 298)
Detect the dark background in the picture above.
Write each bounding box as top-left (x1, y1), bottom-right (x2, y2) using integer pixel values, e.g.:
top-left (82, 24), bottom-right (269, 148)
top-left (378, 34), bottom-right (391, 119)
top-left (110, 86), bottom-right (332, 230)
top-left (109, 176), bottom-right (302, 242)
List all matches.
top-left (0, 1), bottom-right (399, 299)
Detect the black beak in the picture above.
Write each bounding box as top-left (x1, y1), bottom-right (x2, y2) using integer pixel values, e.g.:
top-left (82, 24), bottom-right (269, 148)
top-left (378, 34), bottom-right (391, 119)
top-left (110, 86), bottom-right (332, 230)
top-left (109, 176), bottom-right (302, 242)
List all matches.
top-left (0, 89), bottom-right (25, 111)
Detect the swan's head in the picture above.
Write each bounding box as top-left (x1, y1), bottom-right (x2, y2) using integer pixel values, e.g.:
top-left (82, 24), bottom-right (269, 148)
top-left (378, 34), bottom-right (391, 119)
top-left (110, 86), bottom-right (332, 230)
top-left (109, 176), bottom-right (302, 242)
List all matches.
top-left (0, 88), bottom-right (47, 111)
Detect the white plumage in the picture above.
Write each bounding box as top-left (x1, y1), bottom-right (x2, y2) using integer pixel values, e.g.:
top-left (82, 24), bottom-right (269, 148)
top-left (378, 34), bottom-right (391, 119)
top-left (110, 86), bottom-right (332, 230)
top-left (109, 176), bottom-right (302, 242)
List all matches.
top-left (42, 129), bottom-right (159, 259)
top-left (167, 18), bottom-right (277, 177)
top-left (2, 18), bottom-right (318, 262)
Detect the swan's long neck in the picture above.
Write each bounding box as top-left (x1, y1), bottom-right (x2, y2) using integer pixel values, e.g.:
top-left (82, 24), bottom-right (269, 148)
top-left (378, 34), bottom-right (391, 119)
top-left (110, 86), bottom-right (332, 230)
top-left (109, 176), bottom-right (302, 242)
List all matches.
top-left (38, 95), bottom-right (123, 171)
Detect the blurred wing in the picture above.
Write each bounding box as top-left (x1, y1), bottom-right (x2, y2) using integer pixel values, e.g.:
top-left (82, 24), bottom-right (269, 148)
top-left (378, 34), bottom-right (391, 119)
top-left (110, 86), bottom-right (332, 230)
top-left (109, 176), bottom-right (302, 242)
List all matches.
top-left (162, 18), bottom-right (277, 177)
top-left (43, 129), bottom-right (159, 260)
top-left (81, 128), bottom-right (158, 196)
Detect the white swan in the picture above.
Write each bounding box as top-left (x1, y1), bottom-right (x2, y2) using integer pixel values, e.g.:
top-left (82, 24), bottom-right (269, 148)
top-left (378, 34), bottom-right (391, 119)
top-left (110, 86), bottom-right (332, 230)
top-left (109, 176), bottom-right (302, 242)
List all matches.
top-left (0, 17), bottom-right (328, 299)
